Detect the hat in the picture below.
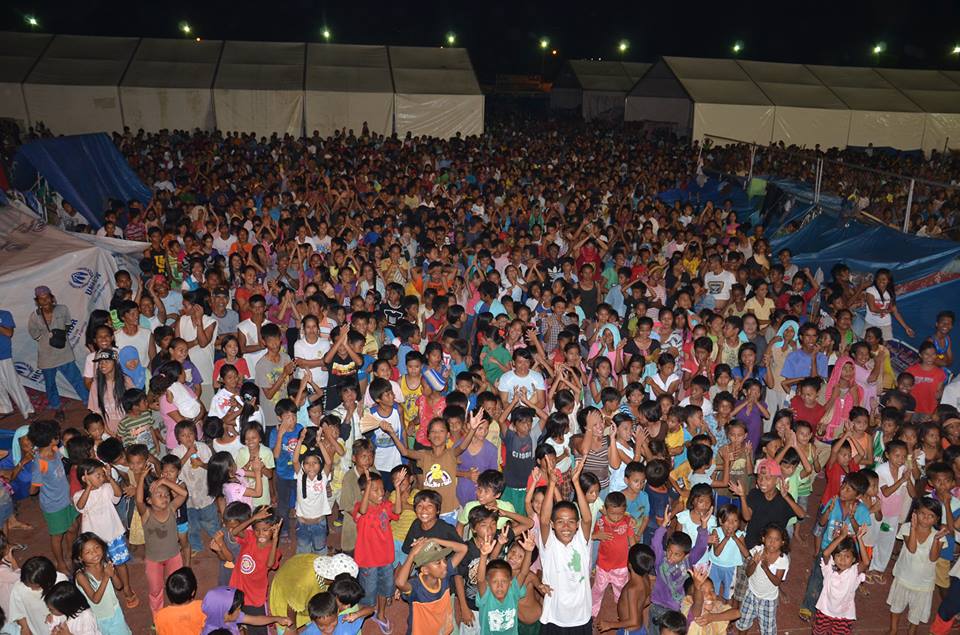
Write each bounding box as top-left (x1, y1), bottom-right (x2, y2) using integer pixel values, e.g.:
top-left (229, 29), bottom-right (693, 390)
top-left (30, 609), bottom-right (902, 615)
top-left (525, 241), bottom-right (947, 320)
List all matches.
top-left (756, 458), bottom-right (782, 478)
top-left (34, 286), bottom-right (51, 298)
top-left (313, 553), bottom-right (358, 582)
top-left (412, 540), bottom-right (452, 568)
top-left (93, 348), bottom-right (119, 363)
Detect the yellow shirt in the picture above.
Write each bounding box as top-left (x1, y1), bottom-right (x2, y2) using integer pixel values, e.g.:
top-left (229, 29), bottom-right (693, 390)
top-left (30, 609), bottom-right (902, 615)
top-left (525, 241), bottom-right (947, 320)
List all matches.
top-left (390, 488), bottom-right (419, 542)
top-left (744, 297), bottom-right (775, 323)
top-left (670, 461), bottom-right (693, 506)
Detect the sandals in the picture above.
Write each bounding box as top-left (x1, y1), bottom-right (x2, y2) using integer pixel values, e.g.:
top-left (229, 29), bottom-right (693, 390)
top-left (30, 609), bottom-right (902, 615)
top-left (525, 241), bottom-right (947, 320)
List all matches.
top-left (371, 616), bottom-right (392, 635)
top-left (125, 593), bottom-right (141, 609)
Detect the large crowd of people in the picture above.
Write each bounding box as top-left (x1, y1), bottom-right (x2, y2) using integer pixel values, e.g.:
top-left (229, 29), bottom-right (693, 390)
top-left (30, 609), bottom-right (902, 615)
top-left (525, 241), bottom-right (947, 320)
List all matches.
top-left (0, 115), bottom-right (958, 635)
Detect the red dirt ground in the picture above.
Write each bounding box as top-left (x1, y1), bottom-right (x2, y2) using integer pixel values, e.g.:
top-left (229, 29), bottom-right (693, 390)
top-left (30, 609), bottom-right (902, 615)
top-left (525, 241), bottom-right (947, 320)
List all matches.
top-left (3, 399), bottom-right (942, 634)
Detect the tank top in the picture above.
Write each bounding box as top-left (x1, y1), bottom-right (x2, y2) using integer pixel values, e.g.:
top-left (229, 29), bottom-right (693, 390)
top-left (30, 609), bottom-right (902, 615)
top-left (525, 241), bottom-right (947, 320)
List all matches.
top-left (78, 570), bottom-right (122, 620)
top-left (144, 508), bottom-right (180, 562)
top-left (419, 448), bottom-right (459, 513)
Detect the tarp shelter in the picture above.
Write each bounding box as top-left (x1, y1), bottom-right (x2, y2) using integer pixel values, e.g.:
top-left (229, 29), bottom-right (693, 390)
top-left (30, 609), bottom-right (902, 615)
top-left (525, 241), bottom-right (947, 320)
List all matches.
top-left (304, 44), bottom-right (394, 137)
top-left (806, 65), bottom-right (926, 149)
top-left (12, 133), bottom-right (152, 228)
top-left (23, 34), bottom-right (138, 135)
top-left (873, 68), bottom-right (960, 154)
top-left (0, 206), bottom-right (143, 399)
top-left (120, 38), bottom-right (223, 132)
top-left (551, 60), bottom-right (651, 121)
top-left (0, 33), bottom-right (51, 131)
top-left (627, 57), bottom-right (775, 144)
top-left (737, 60), bottom-right (851, 149)
top-left (390, 46), bottom-right (483, 138)
top-left (213, 41), bottom-right (305, 137)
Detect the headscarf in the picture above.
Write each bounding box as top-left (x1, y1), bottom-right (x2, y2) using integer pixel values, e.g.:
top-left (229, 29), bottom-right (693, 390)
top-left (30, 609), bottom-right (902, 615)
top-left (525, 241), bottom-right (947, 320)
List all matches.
top-left (118, 346), bottom-right (146, 389)
top-left (10, 426), bottom-right (29, 465)
top-left (201, 586), bottom-right (241, 635)
top-left (820, 355), bottom-right (861, 442)
top-left (775, 320), bottom-right (800, 350)
top-left (598, 323), bottom-right (622, 349)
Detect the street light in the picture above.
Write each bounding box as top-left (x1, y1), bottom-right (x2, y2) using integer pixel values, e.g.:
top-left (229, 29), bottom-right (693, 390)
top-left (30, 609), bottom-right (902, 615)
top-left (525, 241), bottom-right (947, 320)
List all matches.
top-left (732, 41), bottom-right (743, 55)
top-left (446, 32), bottom-right (456, 46)
top-left (179, 22), bottom-right (192, 35)
top-left (25, 15), bottom-right (38, 28)
top-left (321, 27), bottom-right (331, 41)
top-left (618, 40), bottom-right (629, 55)
top-left (872, 42), bottom-right (886, 56)
top-left (952, 44), bottom-right (960, 55)
top-left (540, 38), bottom-right (549, 50)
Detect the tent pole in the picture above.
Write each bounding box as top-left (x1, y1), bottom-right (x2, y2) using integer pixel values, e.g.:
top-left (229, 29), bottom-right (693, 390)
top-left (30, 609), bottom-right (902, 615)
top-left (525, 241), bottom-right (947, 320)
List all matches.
top-left (747, 145), bottom-right (756, 189)
top-left (903, 178), bottom-right (915, 233)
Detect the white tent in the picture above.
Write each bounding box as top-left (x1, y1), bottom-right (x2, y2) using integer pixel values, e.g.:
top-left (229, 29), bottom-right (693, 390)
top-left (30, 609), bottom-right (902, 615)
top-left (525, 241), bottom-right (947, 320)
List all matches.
top-left (23, 34), bottom-right (138, 135)
top-left (0, 206), bottom-right (143, 399)
top-left (737, 60), bottom-right (851, 149)
top-left (806, 65), bottom-right (925, 149)
top-left (874, 68), bottom-right (960, 154)
top-left (389, 46), bottom-right (483, 138)
top-left (304, 44), bottom-right (394, 137)
top-left (213, 40), bottom-right (305, 137)
top-left (0, 33), bottom-right (51, 131)
top-left (552, 60), bottom-right (651, 121)
top-left (624, 59), bottom-right (694, 132)
top-left (120, 38), bottom-right (222, 132)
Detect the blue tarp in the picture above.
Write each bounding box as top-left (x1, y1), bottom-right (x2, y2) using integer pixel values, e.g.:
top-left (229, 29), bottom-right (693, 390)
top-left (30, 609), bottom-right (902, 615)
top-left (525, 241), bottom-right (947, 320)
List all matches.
top-left (12, 133), bottom-right (151, 229)
top-left (885, 277), bottom-right (960, 375)
top-left (657, 176), bottom-right (755, 214)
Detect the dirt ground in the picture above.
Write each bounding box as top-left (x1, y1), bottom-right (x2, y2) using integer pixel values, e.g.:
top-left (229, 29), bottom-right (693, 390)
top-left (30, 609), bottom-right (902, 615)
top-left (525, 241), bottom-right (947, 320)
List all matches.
top-left (4, 399), bottom-right (942, 634)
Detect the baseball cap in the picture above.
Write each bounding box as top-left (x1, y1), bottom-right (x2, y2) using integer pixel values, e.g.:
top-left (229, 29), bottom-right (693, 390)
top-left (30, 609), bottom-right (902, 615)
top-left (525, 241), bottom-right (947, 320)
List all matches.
top-left (94, 349), bottom-right (119, 363)
top-left (756, 458), bottom-right (782, 478)
top-left (313, 553), bottom-right (358, 582)
top-left (412, 540), bottom-right (452, 567)
top-left (34, 286), bottom-right (51, 298)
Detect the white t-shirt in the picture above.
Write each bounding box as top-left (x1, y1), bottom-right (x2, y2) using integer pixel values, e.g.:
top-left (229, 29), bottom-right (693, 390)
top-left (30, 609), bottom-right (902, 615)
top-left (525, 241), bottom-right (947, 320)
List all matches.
top-left (864, 287), bottom-right (893, 327)
top-left (169, 381), bottom-right (201, 418)
top-left (538, 527), bottom-right (592, 628)
top-left (679, 396), bottom-right (714, 417)
top-left (172, 443), bottom-right (216, 509)
top-left (294, 336), bottom-right (330, 390)
top-left (73, 483), bottom-right (125, 542)
top-left (294, 470), bottom-right (333, 519)
top-left (746, 545), bottom-right (789, 600)
top-left (8, 574), bottom-right (69, 635)
top-left (237, 319), bottom-right (271, 372)
top-left (704, 270), bottom-right (737, 302)
top-left (212, 233), bottom-right (237, 256)
top-left (370, 406), bottom-right (403, 474)
top-left (496, 370), bottom-right (546, 402)
top-left (115, 327), bottom-right (152, 369)
top-left (892, 522), bottom-right (946, 591)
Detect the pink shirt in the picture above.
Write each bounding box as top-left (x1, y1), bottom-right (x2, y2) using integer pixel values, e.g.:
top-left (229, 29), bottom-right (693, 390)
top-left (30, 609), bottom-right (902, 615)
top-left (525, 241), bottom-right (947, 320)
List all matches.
top-left (816, 557), bottom-right (864, 619)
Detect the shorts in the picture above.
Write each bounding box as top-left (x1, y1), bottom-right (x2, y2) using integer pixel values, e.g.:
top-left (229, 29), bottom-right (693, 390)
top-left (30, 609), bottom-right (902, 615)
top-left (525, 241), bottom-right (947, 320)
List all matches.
top-left (813, 611), bottom-right (854, 635)
top-left (177, 521), bottom-right (189, 534)
top-left (106, 535), bottom-right (131, 566)
top-left (732, 564), bottom-right (749, 602)
top-left (887, 578), bottom-right (933, 625)
top-left (43, 505), bottom-right (78, 536)
top-left (709, 564), bottom-right (736, 600)
top-left (358, 564), bottom-right (394, 605)
top-left (936, 558), bottom-right (951, 588)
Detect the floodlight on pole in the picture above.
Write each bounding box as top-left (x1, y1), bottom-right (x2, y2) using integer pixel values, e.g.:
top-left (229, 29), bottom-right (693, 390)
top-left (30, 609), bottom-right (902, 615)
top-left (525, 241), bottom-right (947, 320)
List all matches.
top-left (618, 40), bottom-right (629, 55)
top-left (321, 27), bottom-right (331, 41)
top-left (179, 22), bottom-right (192, 35)
top-left (732, 41), bottom-right (743, 54)
top-left (952, 44), bottom-right (960, 55)
top-left (540, 38), bottom-right (549, 50)
top-left (872, 42), bottom-right (886, 55)
top-left (446, 32), bottom-right (456, 46)
top-left (25, 15), bottom-right (38, 28)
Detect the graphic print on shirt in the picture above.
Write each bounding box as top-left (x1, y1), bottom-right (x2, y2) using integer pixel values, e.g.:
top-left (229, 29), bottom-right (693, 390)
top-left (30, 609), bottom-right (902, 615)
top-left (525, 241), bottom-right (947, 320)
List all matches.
top-left (567, 550), bottom-right (584, 582)
top-left (488, 607), bottom-right (517, 632)
top-left (239, 553), bottom-right (257, 575)
top-left (424, 463), bottom-right (453, 488)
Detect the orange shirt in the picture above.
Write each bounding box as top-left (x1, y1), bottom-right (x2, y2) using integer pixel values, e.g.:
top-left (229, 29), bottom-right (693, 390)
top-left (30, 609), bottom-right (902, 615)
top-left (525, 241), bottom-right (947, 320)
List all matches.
top-left (155, 600), bottom-right (204, 635)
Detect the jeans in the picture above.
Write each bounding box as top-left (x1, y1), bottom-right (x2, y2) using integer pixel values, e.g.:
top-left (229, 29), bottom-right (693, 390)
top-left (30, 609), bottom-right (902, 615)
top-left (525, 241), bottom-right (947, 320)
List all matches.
top-left (187, 503), bottom-right (221, 552)
top-left (42, 361), bottom-right (88, 409)
top-left (801, 549), bottom-right (825, 612)
top-left (296, 518), bottom-right (328, 554)
top-left (276, 478), bottom-right (295, 532)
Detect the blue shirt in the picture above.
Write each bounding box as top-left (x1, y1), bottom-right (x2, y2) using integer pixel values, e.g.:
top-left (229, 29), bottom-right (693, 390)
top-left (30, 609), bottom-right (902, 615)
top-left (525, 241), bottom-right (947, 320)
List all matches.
top-left (0, 310), bottom-right (13, 360)
top-left (820, 499), bottom-right (872, 551)
top-left (31, 455), bottom-right (71, 512)
top-left (626, 489), bottom-right (650, 522)
top-left (781, 350), bottom-right (828, 382)
top-left (398, 343), bottom-right (414, 375)
top-left (267, 424), bottom-right (303, 481)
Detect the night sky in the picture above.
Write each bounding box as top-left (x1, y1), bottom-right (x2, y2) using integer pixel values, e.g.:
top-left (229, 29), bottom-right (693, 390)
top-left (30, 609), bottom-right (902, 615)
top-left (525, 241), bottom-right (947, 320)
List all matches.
top-left (4, 0), bottom-right (960, 81)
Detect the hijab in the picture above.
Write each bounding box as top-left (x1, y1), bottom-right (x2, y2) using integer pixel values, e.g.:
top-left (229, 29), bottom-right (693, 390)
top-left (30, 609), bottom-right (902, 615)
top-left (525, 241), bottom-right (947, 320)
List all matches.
top-left (775, 320), bottom-right (800, 350)
top-left (118, 346), bottom-right (146, 389)
top-left (10, 426), bottom-right (29, 465)
top-left (201, 586), bottom-right (241, 635)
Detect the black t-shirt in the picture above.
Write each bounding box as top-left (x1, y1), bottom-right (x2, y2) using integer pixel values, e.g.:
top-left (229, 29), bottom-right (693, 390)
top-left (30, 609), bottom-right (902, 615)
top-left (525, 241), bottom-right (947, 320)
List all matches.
top-left (457, 539), bottom-right (483, 610)
top-left (381, 302), bottom-right (404, 327)
top-left (745, 488), bottom-right (796, 548)
top-left (503, 430), bottom-right (535, 489)
top-left (401, 518), bottom-right (462, 554)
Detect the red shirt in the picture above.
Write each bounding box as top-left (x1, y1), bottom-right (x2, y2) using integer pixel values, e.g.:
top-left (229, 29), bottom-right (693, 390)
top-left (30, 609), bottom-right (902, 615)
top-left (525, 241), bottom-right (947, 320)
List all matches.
top-left (230, 528), bottom-right (280, 607)
top-left (905, 364), bottom-right (947, 415)
top-left (594, 515), bottom-right (635, 571)
top-left (789, 395), bottom-right (826, 427)
top-left (353, 500), bottom-right (400, 567)
top-left (821, 460), bottom-right (860, 505)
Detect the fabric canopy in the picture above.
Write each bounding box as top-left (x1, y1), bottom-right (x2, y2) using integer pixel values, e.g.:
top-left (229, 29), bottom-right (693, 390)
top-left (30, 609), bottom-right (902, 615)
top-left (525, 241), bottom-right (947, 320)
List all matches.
top-left (120, 38), bottom-right (222, 132)
top-left (213, 40), bottom-right (305, 137)
top-left (0, 33), bottom-right (51, 131)
top-left (873, 68), bottom-right (960, 153)
top-left (24, 34), bottom-right (139, 135)
top-left (12, 133), bottom-right (152, 228)
top-left (551, 60), bottom-right (651, 121)
top-left (304, 44), bottom-right (394, 137)
top-left (390, 46), bottom-right (484, 138)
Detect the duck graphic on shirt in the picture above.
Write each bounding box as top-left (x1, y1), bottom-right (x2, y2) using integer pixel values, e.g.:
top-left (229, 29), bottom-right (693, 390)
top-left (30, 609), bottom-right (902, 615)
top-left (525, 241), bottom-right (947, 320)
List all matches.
top-left (424, 463), bottom-right (453, 488)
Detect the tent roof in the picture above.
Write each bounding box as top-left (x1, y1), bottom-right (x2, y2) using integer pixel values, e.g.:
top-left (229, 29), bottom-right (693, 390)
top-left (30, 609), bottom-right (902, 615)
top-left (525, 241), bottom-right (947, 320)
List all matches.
top-left (389, 46), bottom-right (480, 95)
top-left (806, 65), bottom-right (922, 112)
top-left (662, 57), bottom-right (772, 105)
top-left (305, 44), bottom-right (392, 93)
top-left (121, 38), bottom-right (223, 89)
top-left (25, 34), bottom-right (139, 86)
top-left (736, 60), bottom-right (848, 109)
top-left (622, 62), bottom-right (652, 82)
top-left (214, 41), bottom-right (305, 91)
top-left (0, 32), bottom-right (52, 83)
top-left (626, 58), bottom-right (689, 99)
top-left (875, 68), bottom-right (960, 114)
top-left (554, 60), bottom-right (649, 92)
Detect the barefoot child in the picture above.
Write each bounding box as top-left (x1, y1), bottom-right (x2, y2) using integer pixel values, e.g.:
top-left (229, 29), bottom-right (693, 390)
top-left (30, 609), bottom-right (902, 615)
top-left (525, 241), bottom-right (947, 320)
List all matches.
top-left (597, 544), bottom-right (654, 634)
top-left (813, 524), bottom-right (870, 635)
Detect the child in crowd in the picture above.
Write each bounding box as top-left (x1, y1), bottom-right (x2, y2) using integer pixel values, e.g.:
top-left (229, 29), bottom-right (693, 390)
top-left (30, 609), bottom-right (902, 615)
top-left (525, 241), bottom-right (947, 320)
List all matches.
top-left (476, 529), bottom-right (534, 634)
top-left (394, 538), bottom-right (469, 635)
top-left (354, 469), bottom-right (405, 632)
top-left (134, 467), bottom-right (189, 613)
top-left (888, 497), bottom-right (949, 634)
top-left (734, 524), bottom-right (790, 635)
top-left (28, 421), bottom-right (78, 575)
top-left (591, 490), bottom-right (637, 618)
top-left (229, 507), bottom-right (283, 635)
top-left (814, 525), bottom-right (870, 635)
top-left (649, 507), bottom-right (709, 633)
top-left (291, 428), bottom-right (334, 554)
top-left (171, 420), bottom-right (221, 566)
top-left (154, 566), bottom-right (204, 635)
top-left (72, 532), bottom-right (133, 634)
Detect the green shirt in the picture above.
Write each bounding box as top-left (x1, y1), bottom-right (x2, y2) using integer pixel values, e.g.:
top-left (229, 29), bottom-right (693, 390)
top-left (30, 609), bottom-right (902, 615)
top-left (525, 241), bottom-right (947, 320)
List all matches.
top-left (117, 412), bottom-right (160, 455)
top-left (482, 345), bottom-right (512, 385)
top-left (478, 578), bottom-right (526, 634)
top-left (459, 500), bottom-right (516, 540)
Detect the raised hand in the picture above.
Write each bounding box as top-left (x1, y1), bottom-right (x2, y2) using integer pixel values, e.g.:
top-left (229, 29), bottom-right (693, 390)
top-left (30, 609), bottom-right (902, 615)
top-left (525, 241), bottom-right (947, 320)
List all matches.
top-left (478, 534), bottom-right (496, 556)
top-left (518, 530), bottom-right (535, 552)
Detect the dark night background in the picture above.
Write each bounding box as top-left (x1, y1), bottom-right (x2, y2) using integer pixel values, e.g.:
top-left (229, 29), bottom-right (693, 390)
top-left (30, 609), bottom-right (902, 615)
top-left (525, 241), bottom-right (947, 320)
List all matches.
top-left (3, 1), bottom-right (960, 81)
